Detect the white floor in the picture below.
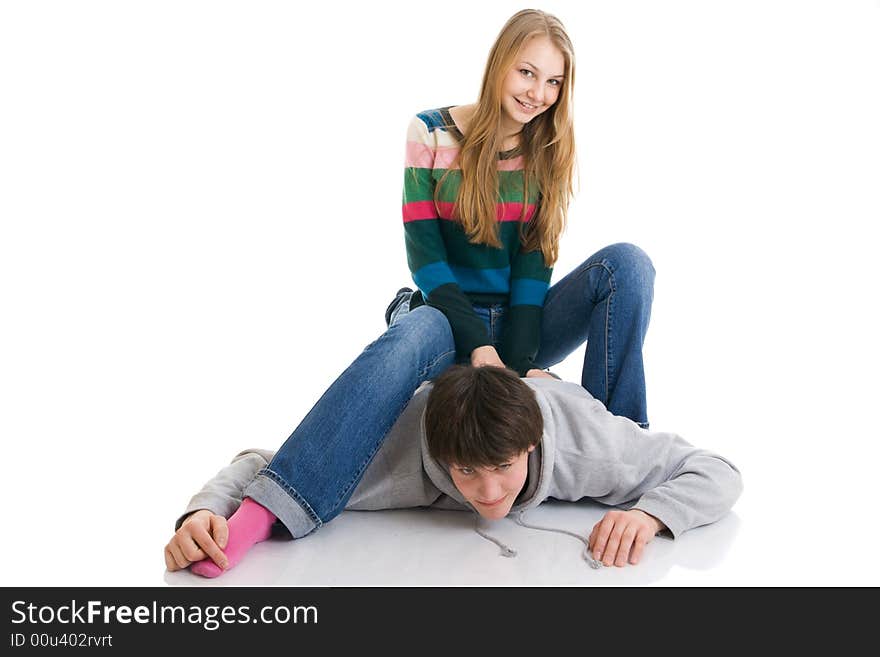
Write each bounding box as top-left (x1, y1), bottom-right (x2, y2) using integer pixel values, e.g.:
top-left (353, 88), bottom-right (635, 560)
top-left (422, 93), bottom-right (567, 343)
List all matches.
top-left (163, 502), bottom-right (745, 587)
top-left (157, 486), bottom-right (872, 588)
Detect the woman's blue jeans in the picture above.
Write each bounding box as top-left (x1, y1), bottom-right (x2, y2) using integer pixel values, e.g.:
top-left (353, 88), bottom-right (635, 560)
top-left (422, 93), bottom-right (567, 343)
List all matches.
top-left (242, 242), bottom-right (655, 538)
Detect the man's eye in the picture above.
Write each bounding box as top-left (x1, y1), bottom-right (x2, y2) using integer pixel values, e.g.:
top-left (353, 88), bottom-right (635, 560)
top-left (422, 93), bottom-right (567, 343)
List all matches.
top-left (459, 467), bottom-right (474, 475)
top-left (497, 463), bottom-right (512, 470)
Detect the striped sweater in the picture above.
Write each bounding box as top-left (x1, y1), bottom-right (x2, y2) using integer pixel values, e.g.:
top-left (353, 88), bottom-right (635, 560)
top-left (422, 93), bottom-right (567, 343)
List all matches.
top-left (402, 106), bottom-right (553, 376)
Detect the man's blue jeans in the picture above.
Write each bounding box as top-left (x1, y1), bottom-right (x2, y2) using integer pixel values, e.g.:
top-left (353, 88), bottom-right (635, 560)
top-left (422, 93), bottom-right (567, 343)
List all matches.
top-left (243, 242), bottom-right (655, 538)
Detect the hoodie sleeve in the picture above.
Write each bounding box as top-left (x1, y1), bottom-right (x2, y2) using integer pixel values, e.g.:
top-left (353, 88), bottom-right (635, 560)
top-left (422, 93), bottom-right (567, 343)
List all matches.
top-left (173, 448), bottom-right (277, 531)
top-left (541, 381), bottom-right (743, 538)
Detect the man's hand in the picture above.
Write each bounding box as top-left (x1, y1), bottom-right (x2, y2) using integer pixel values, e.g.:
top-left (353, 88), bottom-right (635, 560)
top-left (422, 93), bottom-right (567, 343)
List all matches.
top-left (470, 345), bottom-right (506, 369)
top-left (164, 509), bottom-right (229, 572)
top-left (525, 369), bottom-right (556, 379)
top-left (588, 509), bottom-right (666, 567)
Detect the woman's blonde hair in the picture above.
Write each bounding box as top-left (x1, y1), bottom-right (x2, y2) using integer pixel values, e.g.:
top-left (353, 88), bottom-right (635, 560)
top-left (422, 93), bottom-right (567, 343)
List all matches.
top-left (435, 8), bottom-right (577, 267)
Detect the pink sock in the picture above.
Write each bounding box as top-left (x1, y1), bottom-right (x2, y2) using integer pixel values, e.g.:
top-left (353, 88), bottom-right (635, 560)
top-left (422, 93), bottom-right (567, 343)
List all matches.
top-left (190, 497), bottom-right (276, 578)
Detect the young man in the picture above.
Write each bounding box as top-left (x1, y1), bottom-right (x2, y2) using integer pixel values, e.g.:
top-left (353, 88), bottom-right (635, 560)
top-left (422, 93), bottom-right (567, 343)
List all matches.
top-left (165, 366), bottom-right (742, 576)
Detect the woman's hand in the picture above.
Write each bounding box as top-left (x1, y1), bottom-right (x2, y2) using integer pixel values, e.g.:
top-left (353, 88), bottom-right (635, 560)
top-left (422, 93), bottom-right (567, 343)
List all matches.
top-left (164, 509), bottom-right (229, 572)
top-left (470, 345), bottom-right (506, 369)
top-left (588, 509), bottom-right (666, 567)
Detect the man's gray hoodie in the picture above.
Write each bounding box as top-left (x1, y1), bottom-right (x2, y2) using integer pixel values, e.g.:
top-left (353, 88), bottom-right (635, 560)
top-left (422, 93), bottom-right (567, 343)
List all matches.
top-left (176, 378), bottom-right (742, 547)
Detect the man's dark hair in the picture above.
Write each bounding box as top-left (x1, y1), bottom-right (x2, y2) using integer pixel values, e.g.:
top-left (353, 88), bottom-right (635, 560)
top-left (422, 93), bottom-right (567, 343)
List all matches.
top-left (424, 365), bottom-right (542, 467)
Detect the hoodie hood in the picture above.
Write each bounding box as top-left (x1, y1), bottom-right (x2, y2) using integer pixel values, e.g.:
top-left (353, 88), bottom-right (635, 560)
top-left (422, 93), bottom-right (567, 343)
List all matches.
top-left (417, 382), bottom-right (556, 513)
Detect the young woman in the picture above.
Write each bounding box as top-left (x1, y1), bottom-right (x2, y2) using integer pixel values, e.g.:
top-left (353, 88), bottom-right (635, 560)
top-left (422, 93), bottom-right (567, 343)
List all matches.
top-left (165, 9), bottom-right (656, 577)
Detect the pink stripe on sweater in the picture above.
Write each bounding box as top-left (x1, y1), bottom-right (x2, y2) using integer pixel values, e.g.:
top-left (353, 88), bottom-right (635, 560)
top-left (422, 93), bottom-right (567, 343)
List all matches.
top-left (432, 201), bottom-right (537, 222)
top-left (403, 200), bottom-right (537, 223)
top-left (406, 143), bottom-right (526, 172)
top-left (402, 200), bottom-right (440, 223)
top-left (405, 141), bottom-right (435, 168)
top-left (431, 147), bottom-right (456, 169)
top-left (405, 142), bottom-right (462, 169)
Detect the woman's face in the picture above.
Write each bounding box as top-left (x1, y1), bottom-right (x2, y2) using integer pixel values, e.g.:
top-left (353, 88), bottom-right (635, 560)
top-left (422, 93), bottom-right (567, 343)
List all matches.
top-left (500, 35), bottom-right (566, 130)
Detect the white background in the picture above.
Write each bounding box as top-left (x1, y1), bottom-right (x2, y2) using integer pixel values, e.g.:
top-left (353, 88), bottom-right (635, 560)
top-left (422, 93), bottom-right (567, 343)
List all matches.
top-left (1, 0), bottom-right (878, 586)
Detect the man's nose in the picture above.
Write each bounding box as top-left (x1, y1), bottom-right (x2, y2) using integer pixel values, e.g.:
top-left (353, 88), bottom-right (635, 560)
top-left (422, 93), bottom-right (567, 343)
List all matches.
top-left (477, 476), bottom-right (503, 501)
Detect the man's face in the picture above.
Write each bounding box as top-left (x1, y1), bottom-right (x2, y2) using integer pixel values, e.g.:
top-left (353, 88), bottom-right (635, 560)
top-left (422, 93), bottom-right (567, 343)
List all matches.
top-left (448, 445), bottom-right (535, 519)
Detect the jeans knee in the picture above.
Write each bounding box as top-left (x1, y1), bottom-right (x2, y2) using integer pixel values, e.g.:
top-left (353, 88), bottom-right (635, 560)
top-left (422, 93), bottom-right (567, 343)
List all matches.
top-left (603, 242), bottom-right (655, 289)
top-left (386, 305), bottom-right (455, 362)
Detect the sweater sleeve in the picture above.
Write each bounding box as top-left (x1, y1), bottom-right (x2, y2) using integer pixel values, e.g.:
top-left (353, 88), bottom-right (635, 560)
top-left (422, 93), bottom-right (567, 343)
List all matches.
top-left (402, 114), bottom-right (492, 358)
top-left (499, 246), bottom-right (553, 376)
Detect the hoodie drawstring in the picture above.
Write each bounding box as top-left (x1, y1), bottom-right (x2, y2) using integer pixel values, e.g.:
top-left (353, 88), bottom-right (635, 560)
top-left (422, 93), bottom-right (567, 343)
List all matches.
top-left (472, 511), bottom-right (604, 569)
top-left (473, 515), bottom-right (518, 557)
top-left (514, 511), bottom-right (604, 569)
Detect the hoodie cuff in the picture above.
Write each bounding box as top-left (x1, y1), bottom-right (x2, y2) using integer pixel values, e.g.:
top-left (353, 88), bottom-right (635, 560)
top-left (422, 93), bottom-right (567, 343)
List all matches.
top-left (631, 500), bottom-right (683, 539)
top-left (173, 494), bottom-right (240, 531)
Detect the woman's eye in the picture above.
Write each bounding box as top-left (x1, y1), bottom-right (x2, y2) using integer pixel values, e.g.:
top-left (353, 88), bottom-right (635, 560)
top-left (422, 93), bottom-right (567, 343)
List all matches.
top-left (521, 69), bottom-right (560, 86)
top-left (459, 468), bottom-right (474, 475)
top-left (497, 463), bottom-right (512, 470)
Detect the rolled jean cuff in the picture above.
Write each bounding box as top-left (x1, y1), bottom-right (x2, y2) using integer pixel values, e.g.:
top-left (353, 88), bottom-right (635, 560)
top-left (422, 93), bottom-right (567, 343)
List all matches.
top-left (242, 470), bottom-right (320, 539)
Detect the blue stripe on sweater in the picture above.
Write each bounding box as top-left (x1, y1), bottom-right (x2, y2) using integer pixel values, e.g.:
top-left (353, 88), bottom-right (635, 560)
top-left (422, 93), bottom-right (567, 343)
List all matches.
top-left (449, 265), bottom-right (511, 294)
top-left (510, 278), bottom-right (549, 307)
top-left (414, 262), bottom-right (514, 297)
top-left (416, 109), bottom-right (449, 133)
top-left (415, 262), bottom-right (544, 301)
top-left (413, 261), bottom-right (457, 296)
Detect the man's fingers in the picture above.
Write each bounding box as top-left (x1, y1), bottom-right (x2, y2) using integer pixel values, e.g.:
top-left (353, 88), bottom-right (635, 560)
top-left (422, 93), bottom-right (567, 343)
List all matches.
top-left (591, 516), bottom-right (616, 561)
top-left (193, 526), bottom-right (229, 569)
top-left (629, 533), bottom-right (650, 565)
top-left (591, 520), bottom-right (612, 559)
top-left (590, 511), bottom-right (658, 567)
top-left (602, 523), bottom-right (625, 567)
top-left (615, 525), bottom-right (639, 567)
top-left (164, 546), bottom-right (180, 572)
top-left (180, 533), bottom-right (207, 562)
top-left (167, 541), bottom-right (191, 570)
top-left (210, 514), bottom-right (229, 550)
